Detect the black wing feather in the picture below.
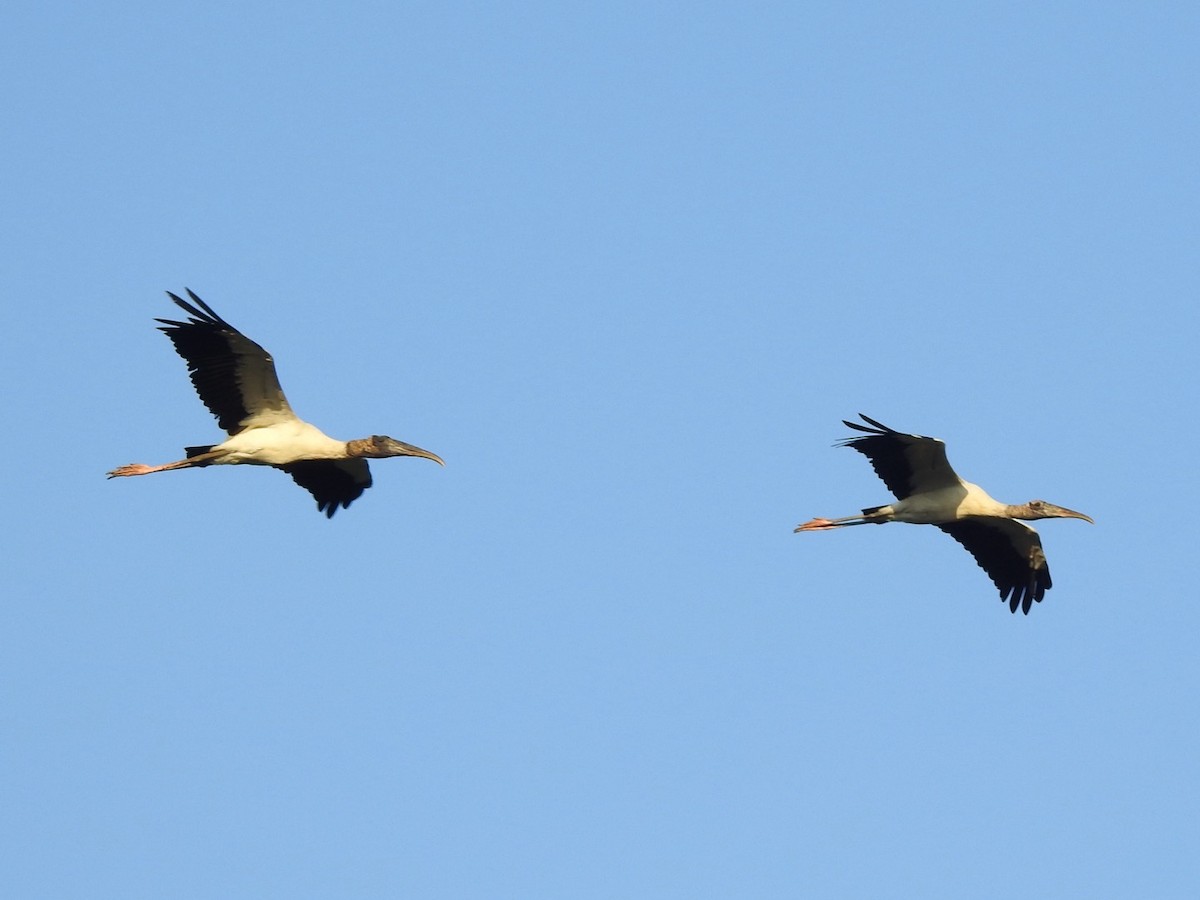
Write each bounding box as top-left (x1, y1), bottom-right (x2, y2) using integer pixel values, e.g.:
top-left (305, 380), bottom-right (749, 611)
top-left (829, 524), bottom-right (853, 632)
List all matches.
top-left (156, 289), bottom-right (292, 434)
top-left (936, 518), bottom-right (1051, 614)
top-left (838, 414), bottom-right (961, 499)
top-left (278, 459), bottom-right (372, 518)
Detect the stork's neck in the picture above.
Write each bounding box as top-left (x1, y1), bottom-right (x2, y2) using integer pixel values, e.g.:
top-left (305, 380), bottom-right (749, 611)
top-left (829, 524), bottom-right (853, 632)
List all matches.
top-left (1004, 503), bottom-right (1038, 520)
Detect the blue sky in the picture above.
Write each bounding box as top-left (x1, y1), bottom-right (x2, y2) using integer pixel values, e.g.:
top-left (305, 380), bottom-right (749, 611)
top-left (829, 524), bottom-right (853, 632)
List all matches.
top-left (3, 2), bottom-right (1198, 897)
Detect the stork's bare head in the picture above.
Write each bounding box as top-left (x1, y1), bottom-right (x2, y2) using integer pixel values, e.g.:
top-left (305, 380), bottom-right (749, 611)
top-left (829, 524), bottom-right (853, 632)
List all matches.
top-left (351, 435), bottom-right (445, 465)
top-left (1019, 500), bottom-right (1093, 523)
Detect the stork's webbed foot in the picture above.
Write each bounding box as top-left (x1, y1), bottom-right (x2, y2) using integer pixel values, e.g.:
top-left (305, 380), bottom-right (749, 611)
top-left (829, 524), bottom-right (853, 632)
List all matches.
top-left (794, 517), bottom-right (837, 532)
top-left (107, 463), bottom-right (154, 478)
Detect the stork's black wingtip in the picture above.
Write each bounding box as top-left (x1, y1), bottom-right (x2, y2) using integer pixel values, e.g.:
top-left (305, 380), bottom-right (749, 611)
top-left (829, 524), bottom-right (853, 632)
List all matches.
top-left (857, 413), bottom-right (891, 431)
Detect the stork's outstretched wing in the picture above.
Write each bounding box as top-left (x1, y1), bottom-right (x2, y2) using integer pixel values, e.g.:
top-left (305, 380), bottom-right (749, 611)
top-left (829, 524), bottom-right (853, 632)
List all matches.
top-left (156, 289), bottom-right (296, 434)
top-left (936, 517), bottom-right (1051, 614)
top-left (839, 414), bottom-right (963, 500)
top-left (278, 459), bottom-right (373, 518)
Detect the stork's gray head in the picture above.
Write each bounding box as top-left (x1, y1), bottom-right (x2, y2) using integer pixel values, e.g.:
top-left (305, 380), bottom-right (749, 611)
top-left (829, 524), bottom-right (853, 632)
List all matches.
top-left (1021, 499), bottom-right (1094, 523)
top-left (358, 435), bottom-right (445, 466)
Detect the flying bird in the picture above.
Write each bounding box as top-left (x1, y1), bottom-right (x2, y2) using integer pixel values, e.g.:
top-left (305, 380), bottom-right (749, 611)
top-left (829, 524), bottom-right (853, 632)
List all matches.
top-left (794, 415), bottom-right (1092, 613)
top-left (107, 289), bottom-right (444, 517)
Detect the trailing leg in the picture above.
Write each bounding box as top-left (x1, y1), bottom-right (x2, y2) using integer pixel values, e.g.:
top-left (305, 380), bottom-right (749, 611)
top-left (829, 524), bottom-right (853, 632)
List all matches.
top-left (106, 447), bottom-right (227, 479)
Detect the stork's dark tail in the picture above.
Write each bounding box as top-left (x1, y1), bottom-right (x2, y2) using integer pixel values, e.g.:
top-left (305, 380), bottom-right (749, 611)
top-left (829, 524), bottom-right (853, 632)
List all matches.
top-left (184, 445), bottom-right (216, 466)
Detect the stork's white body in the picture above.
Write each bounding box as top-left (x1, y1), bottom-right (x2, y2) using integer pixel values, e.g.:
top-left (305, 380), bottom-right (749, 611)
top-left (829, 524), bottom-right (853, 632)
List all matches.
top-left (881, 482), bottom-right (1008, 525)
top-left (212, 420), bottom-right (349, 466)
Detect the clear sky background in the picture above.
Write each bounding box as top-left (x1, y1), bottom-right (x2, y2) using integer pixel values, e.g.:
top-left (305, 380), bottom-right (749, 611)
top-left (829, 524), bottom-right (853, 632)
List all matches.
top-left (3, 2), bottom-right (1198, 897)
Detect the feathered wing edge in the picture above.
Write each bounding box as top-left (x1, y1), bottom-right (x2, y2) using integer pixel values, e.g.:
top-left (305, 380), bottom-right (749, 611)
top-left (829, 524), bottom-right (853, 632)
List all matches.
top-left (155, 289), bottom-right (294, 433)
top-left (936, 517), bottom-right (1051, 614)
top-left (838, 414), bottom-right (960, 499)
top-left (278, 459), bottom-right (373, 518)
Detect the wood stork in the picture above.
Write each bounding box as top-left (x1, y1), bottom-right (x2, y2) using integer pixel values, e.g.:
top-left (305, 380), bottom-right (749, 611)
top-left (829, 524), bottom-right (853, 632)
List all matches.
top-left (107, 290), bottom-right (444, 517)
top-left (794, 415), bottom-right (1092, 613)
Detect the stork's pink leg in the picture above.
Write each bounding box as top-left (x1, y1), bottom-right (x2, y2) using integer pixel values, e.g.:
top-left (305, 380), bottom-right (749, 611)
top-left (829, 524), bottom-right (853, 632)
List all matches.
top-left (794, 514), bottom-right (874, 532)
top-left (107, 448), bottom-right (227, 479)
top-left (107, 459), bottom-right (192, 478)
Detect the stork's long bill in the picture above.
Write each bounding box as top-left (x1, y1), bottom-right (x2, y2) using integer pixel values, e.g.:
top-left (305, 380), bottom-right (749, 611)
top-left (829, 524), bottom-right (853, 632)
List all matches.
top-left (794, 414), bottom-right (1092, 614)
